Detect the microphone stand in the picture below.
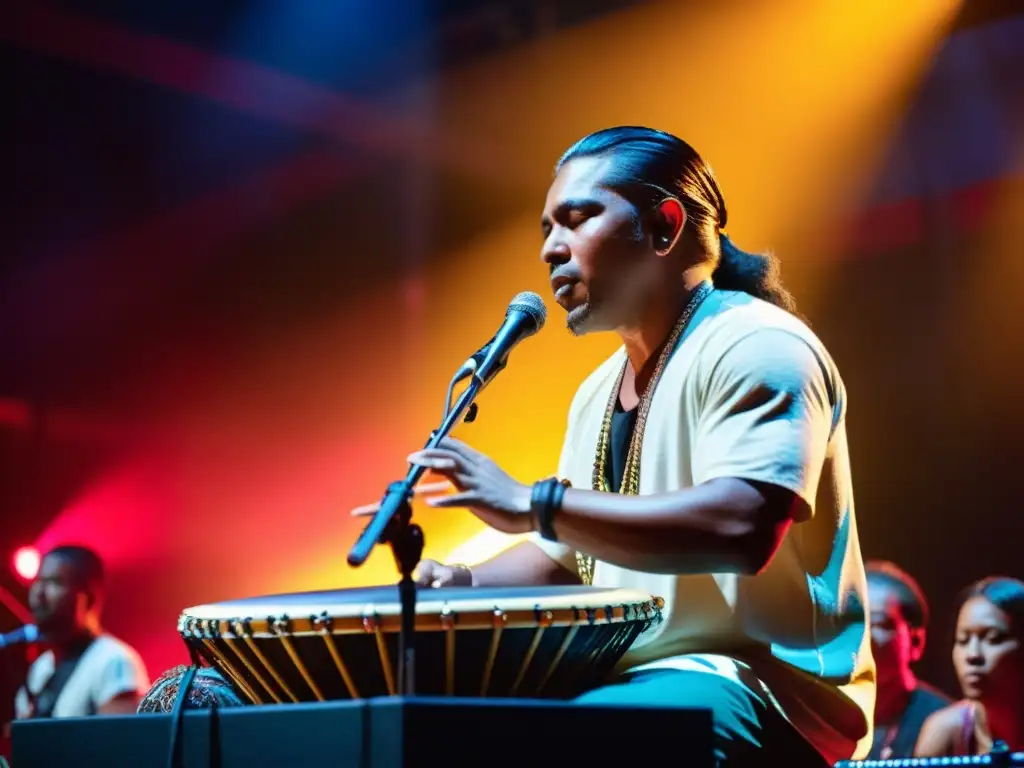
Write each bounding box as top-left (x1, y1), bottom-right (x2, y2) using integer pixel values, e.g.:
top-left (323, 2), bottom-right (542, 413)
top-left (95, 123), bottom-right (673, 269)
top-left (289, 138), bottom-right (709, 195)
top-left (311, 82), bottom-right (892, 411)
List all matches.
top-left (347, 377), bottom-right (483, 697)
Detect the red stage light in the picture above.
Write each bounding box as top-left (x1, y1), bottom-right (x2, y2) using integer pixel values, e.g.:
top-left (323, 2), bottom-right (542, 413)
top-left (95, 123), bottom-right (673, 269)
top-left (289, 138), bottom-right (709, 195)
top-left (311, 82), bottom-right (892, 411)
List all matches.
top-left (12, 546), bottom-right (40, 582)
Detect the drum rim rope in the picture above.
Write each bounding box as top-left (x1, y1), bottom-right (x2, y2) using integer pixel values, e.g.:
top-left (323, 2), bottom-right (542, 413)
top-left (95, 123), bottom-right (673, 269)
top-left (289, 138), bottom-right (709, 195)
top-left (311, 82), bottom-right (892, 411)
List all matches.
top-left (179, 590), bottom-right (664, 705)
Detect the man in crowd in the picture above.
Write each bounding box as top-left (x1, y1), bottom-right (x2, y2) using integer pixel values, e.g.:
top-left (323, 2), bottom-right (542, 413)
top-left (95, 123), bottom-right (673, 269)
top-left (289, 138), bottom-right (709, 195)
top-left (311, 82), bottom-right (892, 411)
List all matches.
top-left (14, 545), bottom-right (148, 719)
top-left (866, 560), bottom-right (951, 759)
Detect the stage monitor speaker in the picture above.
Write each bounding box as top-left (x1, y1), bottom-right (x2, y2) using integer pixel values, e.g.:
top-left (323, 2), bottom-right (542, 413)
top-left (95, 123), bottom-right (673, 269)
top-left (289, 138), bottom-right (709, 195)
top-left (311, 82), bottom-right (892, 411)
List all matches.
top-left (366, 697), bottom-right (712, 767)
top-left (13, 696), bottom-right (713, 767)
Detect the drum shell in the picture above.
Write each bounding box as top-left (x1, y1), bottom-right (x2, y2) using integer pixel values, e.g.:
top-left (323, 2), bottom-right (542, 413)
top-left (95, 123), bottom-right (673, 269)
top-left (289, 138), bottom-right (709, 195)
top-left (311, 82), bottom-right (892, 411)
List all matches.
top-left (178, 585), bottom-right (662, 703)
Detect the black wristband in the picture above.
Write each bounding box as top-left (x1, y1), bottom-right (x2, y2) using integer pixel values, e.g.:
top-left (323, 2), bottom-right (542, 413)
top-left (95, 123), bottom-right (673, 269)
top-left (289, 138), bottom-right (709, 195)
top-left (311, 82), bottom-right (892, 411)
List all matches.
top-left (530, 479), bottom-right (554, 539)
top-left (532, 478), bottom-right (568, 542)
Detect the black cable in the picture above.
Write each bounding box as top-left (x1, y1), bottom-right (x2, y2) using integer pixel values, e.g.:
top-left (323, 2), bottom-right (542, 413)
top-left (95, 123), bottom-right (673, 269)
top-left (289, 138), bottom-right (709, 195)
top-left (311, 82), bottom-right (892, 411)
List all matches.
top-left (165, 648), bottom-right (202, 768)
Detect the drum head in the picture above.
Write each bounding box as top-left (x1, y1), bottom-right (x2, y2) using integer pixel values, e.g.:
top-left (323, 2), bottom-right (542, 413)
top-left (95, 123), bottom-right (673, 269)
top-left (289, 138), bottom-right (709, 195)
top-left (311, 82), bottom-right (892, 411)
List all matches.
top-left (183, 584), bottom-right (655, 621)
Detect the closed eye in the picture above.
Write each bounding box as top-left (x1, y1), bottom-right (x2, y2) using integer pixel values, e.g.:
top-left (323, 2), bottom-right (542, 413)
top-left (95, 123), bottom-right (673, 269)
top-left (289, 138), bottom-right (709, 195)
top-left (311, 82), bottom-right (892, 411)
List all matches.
top-left (541, 197), bottom-right (604, 239)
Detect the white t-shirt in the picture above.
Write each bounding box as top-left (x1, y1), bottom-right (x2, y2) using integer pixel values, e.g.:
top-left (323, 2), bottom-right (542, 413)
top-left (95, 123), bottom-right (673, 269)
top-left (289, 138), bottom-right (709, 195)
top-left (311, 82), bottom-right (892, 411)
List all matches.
top-left (15, 634), bottom-right (150, 719)
top-left (531, 292), bottom-right (875, 763)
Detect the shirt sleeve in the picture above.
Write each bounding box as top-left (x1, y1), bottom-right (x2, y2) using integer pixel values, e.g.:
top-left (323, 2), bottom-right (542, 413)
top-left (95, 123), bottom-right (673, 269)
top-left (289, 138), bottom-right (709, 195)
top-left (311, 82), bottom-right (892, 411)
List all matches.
top-left (14, 654), bottom-right (52, 719)
top-left (14, 685), bottom-right (30, 720)
top-left (93, 645), bottom-right (150, 709)
top-left (691, 328), bottom-right (835, 520)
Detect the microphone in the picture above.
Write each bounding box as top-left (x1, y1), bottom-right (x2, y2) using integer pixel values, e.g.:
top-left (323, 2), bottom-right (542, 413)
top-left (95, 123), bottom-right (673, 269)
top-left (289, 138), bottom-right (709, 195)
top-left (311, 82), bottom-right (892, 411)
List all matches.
top-left (463, 292), bottom-right (546, 389)
top-left (0, 625), bottom-right (39, 649)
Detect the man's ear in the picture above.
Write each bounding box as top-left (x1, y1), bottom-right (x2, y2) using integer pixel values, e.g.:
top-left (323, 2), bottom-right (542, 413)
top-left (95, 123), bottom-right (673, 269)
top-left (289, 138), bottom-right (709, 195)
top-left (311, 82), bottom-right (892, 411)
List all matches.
top-left (651, 198), bottom-right (686, 256)
top-left (79, 587), bottom-right (100, 613)
top-left (909, 626), bottom-right (926, 663)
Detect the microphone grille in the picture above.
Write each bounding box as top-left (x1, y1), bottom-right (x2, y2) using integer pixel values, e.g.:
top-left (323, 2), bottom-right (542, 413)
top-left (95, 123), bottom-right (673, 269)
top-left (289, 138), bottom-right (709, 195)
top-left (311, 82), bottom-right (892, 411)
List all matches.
top-left (507, 291), bottom-right (547, 332)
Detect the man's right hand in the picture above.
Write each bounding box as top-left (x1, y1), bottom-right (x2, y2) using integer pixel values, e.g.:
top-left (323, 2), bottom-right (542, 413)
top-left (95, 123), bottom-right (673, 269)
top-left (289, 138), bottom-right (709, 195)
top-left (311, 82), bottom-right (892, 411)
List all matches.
top-left (414, 559), bottom-right (474, 588)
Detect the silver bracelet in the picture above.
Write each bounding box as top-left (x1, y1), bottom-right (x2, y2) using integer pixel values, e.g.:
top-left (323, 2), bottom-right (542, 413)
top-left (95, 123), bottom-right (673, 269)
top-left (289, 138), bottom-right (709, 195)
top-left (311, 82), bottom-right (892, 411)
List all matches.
top-left (453, 563), bottom-right (475, 587)
top-left (431, 563), bottom-right (474, 588)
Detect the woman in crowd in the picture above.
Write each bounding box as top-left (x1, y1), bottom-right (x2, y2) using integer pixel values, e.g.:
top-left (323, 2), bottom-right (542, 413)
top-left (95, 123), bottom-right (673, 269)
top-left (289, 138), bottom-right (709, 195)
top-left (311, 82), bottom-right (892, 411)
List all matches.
top-left (915, 576), bottom-right (1024, 756)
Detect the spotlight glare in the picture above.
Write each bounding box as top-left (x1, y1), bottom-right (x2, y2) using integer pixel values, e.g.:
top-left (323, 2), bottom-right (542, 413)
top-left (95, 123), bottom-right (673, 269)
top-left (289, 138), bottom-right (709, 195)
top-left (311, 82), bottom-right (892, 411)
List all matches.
top-left (13, 546), bottom-right (40, 582)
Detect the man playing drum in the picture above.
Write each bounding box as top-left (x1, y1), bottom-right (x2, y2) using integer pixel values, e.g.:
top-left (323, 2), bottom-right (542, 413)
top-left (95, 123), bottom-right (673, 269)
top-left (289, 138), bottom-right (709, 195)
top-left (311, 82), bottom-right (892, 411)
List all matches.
top-left (409, 127), bottom-right (874, 767)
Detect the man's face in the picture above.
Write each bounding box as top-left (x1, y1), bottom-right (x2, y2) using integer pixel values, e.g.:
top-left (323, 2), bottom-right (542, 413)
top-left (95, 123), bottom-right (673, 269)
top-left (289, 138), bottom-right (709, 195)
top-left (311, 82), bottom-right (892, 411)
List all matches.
top-left (540, 156), bottom-right (658, 335)
top-left (869, 581), bottom-right (923, 687)
top-left (28, 554), bottom-right (86, 635)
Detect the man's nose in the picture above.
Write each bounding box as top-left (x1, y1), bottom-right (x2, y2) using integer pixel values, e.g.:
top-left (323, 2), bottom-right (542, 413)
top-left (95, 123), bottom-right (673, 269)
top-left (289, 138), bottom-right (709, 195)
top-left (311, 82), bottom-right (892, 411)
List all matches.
top-left (541, 237), bottom-right (570, 268)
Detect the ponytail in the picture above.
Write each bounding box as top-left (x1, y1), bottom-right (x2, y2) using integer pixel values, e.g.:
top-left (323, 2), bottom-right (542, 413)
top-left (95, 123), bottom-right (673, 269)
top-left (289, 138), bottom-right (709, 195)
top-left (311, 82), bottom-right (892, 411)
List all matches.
top-left (713, 233), bottom-right (797, 313)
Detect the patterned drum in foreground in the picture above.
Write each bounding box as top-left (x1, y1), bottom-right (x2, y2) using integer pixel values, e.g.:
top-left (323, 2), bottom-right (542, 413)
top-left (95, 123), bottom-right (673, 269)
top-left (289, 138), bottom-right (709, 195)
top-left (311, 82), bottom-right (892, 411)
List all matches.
top-left (178, 585), bottom-right (662, 704)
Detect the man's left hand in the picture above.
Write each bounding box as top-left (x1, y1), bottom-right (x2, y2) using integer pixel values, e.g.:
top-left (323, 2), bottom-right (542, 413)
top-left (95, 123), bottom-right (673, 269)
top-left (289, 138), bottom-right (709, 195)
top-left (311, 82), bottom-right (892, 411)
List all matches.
top-left (408, 437), bottom-right (534, 535)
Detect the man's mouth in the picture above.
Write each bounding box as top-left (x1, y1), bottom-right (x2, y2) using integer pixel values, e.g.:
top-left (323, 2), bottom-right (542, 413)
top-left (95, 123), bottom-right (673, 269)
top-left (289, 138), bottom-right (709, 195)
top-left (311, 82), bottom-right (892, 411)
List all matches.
top-left (551, 273), bottom-right (582, 307)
